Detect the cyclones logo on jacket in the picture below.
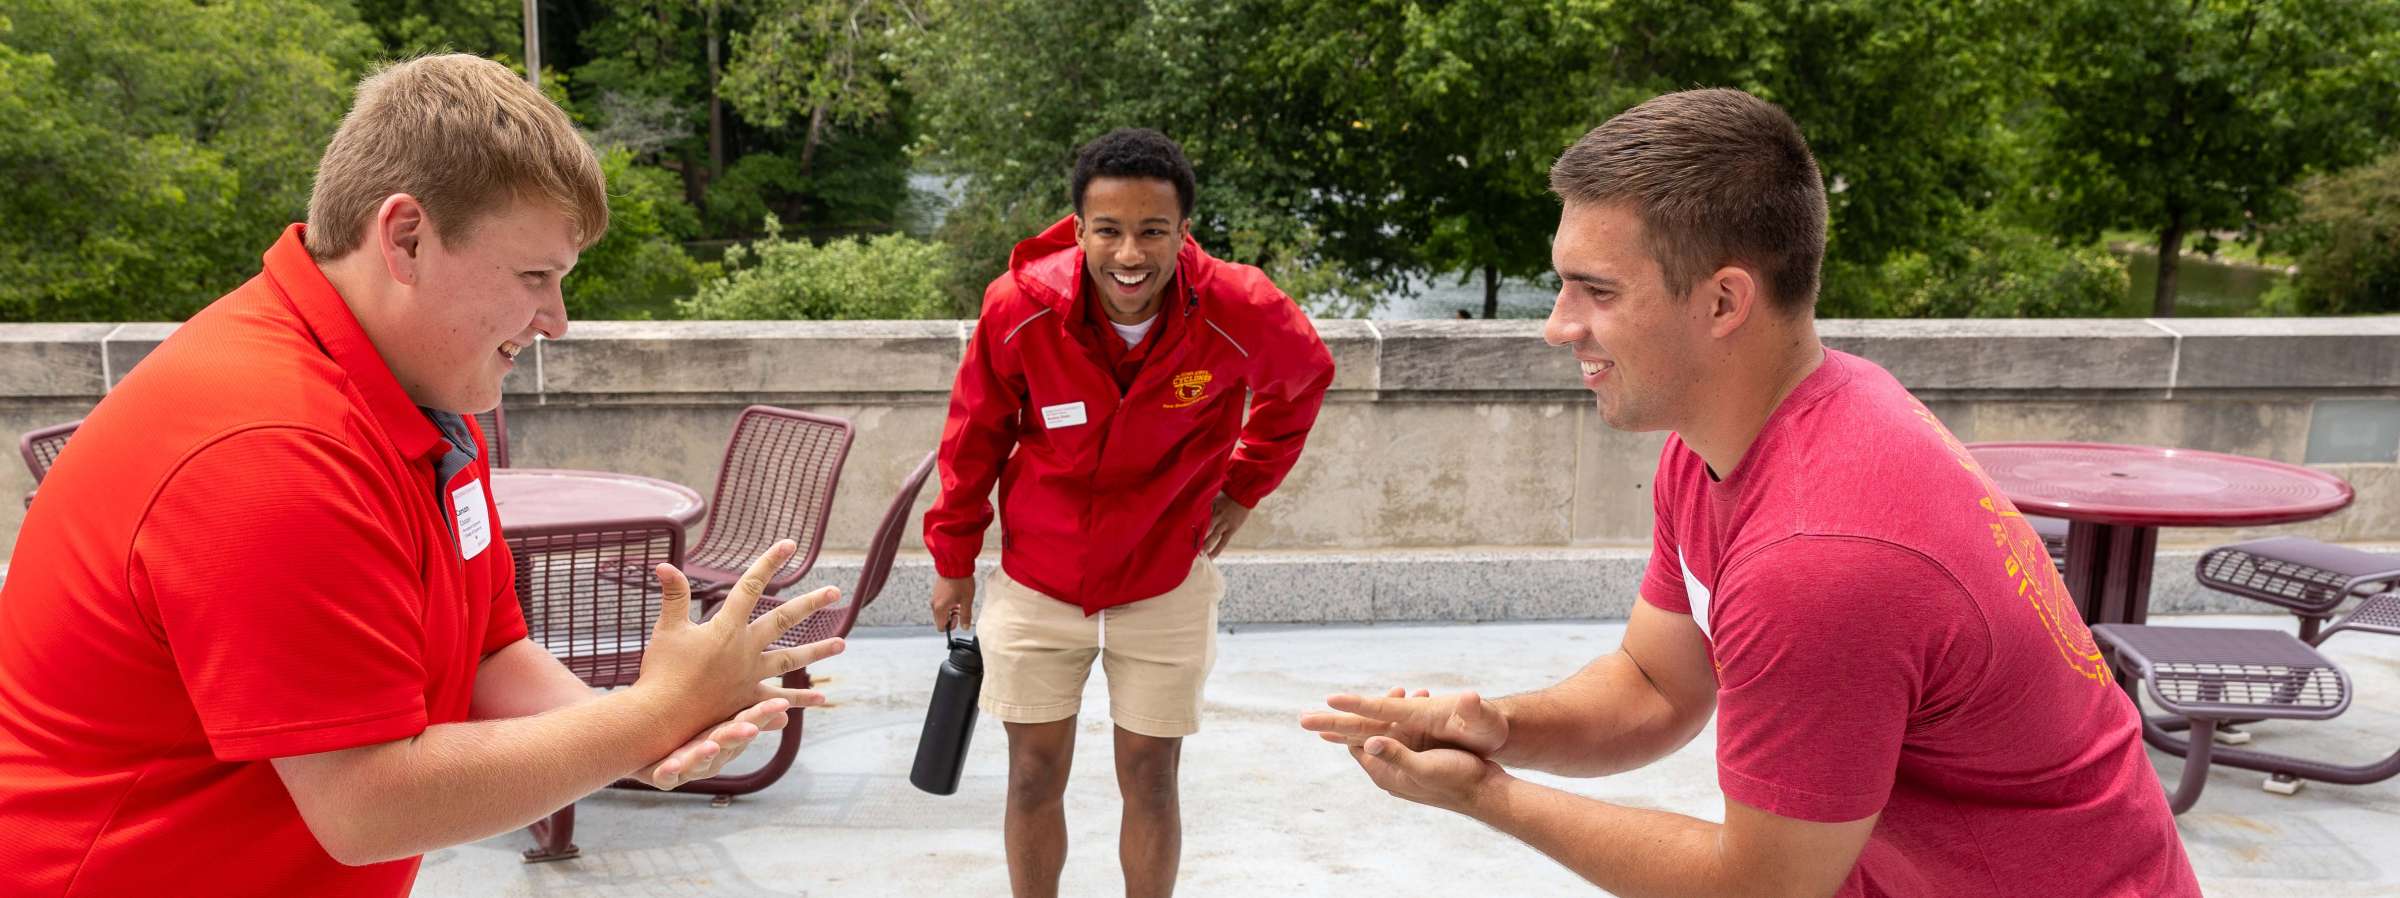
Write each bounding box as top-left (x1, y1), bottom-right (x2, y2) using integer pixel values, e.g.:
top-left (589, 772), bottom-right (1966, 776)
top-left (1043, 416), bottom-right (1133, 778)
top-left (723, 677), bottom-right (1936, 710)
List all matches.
top-left (923, 215), bottom-right (1336, 614)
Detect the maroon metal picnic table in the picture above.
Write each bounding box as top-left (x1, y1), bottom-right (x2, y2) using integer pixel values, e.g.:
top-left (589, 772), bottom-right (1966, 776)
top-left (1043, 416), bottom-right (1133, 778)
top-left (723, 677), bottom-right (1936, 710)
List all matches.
top-left (489, 468), bottom-right (706, 534)
top-left (1966, 442), bottom-right (2354, 627)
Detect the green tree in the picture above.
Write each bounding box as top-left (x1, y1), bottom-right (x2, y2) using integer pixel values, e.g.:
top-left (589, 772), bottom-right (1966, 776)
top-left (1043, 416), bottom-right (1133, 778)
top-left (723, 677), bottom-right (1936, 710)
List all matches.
top-left (0, 1), bottom-right (374, 321)
top-left (720, 0), bottom-right (920, 179)
top-left (570, 0), bottom-right (715, 199)
top-left (2264, 151), bottom-right (2400, 315)
top-left (709, 0), bottom-right (924, 238)
top-left (356, 0), bottom-right (525, 59)
top-left (2030, 0), bottom-right (2400, 316)
top-left (700, 131), bottom-right (915, 238)
top-left (906, 0), bottom-right (1146, 310)
top-left (906, 0), bottom-right (1424, 314)
top-left (563, 0), bottom-right (917, 242)
top-left (677, 217), bottom-right (951, 319)
top-left (1589, 0), bottom-right (2029, 316)
top-left (906, 0), bottom-right (2037, 319)
top-left (566, 148), bottom-right (719, 319)
top-left (1270, 1), bottom-right (1627, 317)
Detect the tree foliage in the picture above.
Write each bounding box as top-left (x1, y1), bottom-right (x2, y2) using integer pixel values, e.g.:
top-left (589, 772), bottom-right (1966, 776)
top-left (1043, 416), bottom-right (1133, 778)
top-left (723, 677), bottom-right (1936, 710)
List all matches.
top-left (8, 0), bottom-right (2398, 322)
top-left (566, 148), bottom-right (719, 319)
top-left (2265, 150), bottom-right (2400, 315)
top-left (1835, 209), bottom-right (2127, 318)
top-left (356, 0), bottom-right (524, 60)
top-left (2028, 0), bottom-right (2400, 315)
top-left (0, 0), bottom-right (375, 321)
top-left (677, 217), bottom-right (951, 319)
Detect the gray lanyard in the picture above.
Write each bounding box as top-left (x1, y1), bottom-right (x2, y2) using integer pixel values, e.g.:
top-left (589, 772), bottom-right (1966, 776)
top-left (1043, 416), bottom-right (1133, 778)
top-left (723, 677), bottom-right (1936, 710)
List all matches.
top-left (424, 409), bottom-right (483, 548)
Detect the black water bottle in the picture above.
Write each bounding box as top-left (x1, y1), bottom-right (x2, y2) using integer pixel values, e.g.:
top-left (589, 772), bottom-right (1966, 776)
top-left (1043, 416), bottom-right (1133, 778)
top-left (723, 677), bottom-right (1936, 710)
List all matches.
top-left (909, 632), bottom-right (982, 795)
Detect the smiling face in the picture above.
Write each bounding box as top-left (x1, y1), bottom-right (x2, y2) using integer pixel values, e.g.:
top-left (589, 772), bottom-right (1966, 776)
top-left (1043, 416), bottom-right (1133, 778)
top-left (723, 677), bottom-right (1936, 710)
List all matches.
top-left (1075, 176), bottom-right (1188, 324)
top-left (385, 196), bottom-right (577, 414)
top-left (1542, 200), bottom-right (1713, 433)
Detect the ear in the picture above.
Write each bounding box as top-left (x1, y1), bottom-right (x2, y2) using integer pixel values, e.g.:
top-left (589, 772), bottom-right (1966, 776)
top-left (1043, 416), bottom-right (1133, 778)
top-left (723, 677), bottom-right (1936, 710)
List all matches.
top-left (374, 194), bottom-right (429, 287)
top-left (1703, 265), bottom-right (1762, 339)
top-left (1073, 214), bottom-right (1087, 241)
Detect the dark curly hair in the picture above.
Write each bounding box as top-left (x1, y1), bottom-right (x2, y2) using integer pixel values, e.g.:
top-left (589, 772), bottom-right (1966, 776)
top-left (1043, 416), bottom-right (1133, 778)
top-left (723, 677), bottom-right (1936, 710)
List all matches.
top-left (1070, 128), bottom-right (1196, 218)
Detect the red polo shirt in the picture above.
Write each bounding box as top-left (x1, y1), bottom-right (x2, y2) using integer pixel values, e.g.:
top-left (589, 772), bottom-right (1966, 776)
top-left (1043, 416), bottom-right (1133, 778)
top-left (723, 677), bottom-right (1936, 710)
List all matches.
top-left (0, 225), bottom-right (528, 897)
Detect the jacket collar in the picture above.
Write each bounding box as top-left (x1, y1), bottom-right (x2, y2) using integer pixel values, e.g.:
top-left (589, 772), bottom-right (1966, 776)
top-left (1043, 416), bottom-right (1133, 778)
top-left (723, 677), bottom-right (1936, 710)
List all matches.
top-left (1009, 214), bottom-right (1216, 319)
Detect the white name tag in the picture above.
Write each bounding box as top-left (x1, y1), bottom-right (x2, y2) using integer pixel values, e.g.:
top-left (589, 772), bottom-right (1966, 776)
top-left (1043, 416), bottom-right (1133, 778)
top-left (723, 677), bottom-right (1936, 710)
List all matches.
top-left (452, 478), bottom-right (492, 560)
top-left (1041, 401), bottom-right (1089, 429)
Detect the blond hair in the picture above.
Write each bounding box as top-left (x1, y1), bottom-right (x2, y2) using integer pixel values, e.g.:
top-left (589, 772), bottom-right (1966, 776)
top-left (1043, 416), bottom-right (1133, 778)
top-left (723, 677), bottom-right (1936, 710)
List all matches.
top-left (306, 54), bottom-right (607, 259)
top-left (1551, 89), bottom-right (1827, 314)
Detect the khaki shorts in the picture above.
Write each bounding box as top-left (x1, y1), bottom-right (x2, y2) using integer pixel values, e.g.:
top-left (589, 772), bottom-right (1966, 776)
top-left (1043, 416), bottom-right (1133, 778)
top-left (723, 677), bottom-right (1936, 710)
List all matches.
top-left (977, 557), bottom-right (1223, 738)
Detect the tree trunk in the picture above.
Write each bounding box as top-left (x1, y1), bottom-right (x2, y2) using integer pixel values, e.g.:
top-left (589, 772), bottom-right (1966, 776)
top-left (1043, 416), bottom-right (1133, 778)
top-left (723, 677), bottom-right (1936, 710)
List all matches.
top-left (705, 2), bottom-right (723, 183)
top-left (800, 105), bottom-right (827, 176)
top-left (678, 148), bottom-right (704, 208)
top-left (1481, 263), bottom-right (1499, 319)
top-left (2154, 212), bottom-right (2185, 317)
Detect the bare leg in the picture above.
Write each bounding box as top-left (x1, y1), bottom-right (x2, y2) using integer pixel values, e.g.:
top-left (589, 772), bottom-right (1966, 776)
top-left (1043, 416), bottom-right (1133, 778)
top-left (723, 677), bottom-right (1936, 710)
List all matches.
top-left (1113, 726), bottom-right (1183, 898)
top-left (1005, 718), bottom-right (1079, 898)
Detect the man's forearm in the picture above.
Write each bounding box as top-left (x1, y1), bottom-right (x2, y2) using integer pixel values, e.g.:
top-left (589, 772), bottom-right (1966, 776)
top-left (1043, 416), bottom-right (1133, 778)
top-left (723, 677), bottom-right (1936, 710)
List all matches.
top-left (471, 638), bottom-right (598, 720)
top-left (279, 685), bottom-right (687, 866)
top-left (1469, 775), bottom-right (1749, 898)
top-left (1490, 651), bottom-right (1709, 776)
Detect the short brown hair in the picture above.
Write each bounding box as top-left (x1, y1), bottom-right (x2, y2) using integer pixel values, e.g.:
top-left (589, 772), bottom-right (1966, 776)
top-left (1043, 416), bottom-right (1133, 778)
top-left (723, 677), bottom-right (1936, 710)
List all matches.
top-left (305, 54), bottom-right (607, 260)
top-left (1550, 88), bottom-right (1826, 313)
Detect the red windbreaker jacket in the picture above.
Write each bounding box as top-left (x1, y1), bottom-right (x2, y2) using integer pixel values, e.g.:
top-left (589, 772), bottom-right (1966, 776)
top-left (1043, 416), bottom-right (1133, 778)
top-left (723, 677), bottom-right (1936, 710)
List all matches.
top-left (923, 215), bottom-right (1335, 614)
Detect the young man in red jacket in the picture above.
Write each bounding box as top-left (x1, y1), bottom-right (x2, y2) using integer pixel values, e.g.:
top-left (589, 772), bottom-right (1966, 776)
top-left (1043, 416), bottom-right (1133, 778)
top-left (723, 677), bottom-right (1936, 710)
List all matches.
top-left (925, 128), bottom-right (1335, 898)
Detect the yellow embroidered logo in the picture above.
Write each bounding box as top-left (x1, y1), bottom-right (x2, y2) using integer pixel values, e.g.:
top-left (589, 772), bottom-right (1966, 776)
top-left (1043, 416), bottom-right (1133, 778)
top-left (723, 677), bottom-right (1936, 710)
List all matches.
top-left (1910, 403), bottom-right (2108, 682)
top-left (1166, 370), bottom-right (1213, 408)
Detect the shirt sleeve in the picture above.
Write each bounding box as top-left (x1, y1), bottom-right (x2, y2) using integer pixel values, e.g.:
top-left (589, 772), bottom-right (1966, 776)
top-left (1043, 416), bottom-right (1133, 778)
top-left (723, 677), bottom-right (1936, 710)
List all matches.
top-left (1637, 450), bottom-right (1689, 614)
top-left (131, 427), bottom-right (434, 761)
top-left (1707, 535), bottom-right (1964, 823)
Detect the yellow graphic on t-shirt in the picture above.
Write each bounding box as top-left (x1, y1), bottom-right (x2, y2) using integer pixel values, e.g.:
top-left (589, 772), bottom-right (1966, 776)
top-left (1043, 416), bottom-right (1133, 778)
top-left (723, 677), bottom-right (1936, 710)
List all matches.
top-left (1909, 404), bottom-right (2109, 682)
top-left (1165, 369), bottom-right (1213, 408)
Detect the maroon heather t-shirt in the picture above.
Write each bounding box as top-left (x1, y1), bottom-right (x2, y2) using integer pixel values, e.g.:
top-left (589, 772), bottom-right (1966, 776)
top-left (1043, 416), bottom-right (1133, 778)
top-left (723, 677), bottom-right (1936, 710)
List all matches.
top-left (1639, 350), bottom-right (2199, 897)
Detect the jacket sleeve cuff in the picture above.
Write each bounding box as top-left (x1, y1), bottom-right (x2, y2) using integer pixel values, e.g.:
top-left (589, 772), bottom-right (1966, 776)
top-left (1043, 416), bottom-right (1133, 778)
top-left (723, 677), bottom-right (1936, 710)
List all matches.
top-left (922, 510), bottom-right (987, 579)
top-left (1223, 470), bottom-right (1271, 508)
top-left (930, 544), bottom-right (981, 580)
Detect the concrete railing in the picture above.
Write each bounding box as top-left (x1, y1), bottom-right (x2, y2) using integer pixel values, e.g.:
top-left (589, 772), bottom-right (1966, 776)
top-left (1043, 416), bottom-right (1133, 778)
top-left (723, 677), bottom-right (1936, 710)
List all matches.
top-left (6, 317), bottom-right (2398, 624)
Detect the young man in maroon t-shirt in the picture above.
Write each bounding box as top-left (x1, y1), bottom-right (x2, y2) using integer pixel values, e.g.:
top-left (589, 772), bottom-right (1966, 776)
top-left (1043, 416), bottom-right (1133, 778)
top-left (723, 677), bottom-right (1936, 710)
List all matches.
top-left (1302, 89), bottom-right (2199, 897)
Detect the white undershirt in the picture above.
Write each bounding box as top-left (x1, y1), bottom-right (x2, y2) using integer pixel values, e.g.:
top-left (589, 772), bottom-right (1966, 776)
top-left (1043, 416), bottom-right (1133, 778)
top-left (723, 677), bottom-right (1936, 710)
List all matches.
top-left (1109, 314), bottom-right (1158, 348)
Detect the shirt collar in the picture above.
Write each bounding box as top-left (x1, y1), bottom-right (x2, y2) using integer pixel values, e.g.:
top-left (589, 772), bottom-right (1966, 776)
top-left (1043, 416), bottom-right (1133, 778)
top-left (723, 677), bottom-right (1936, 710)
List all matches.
top-left (260, 223), bottom-right (448, 463)
top-left (1077, 266), bottom-right (1185, 331)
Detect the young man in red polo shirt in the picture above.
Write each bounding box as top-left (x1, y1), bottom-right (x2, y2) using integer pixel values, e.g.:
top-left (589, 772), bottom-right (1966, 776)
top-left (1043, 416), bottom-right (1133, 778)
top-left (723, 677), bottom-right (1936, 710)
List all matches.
top-left (1302, 90), bottom-right (2200, 896)
top-left (925, 128), bottom-right (1336, 898)
top-left (0, 54), bottom-right (846, 897)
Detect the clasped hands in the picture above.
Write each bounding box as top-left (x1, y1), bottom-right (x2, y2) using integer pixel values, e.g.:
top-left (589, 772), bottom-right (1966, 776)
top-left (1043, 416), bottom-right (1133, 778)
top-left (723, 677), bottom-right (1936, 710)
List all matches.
top-left (1297, 687), bottom-right (1514, 814)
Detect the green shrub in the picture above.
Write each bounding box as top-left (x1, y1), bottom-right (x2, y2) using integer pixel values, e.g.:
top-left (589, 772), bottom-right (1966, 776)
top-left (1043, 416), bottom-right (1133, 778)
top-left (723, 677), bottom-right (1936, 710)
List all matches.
top-left (677, 217), bottom-right (952, 320)
top-left (1824, 212), bottom-right (2127, 318)
top-left (2263, 151), bottom-right (2400, 315)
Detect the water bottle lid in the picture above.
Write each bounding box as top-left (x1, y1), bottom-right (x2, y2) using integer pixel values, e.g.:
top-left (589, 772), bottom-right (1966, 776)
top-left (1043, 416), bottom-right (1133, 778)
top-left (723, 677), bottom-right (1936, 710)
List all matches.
top-left (946, 632), bottom-right (982, 673)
